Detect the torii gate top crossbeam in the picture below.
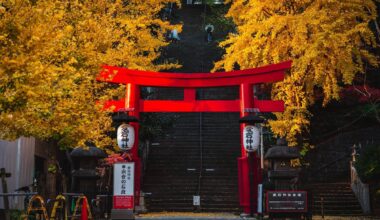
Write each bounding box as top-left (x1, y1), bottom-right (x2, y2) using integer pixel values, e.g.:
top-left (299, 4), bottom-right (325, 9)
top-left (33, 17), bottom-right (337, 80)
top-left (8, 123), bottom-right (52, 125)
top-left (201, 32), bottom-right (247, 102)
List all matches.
top-left (97, 61), bottom-right (291, 87)
top-left (97, 61), bottom-right (291, 113)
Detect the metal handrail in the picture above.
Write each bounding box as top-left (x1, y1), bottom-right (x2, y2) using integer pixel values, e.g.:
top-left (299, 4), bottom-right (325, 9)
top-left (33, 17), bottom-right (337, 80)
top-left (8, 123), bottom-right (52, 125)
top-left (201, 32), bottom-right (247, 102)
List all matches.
top-left (350, 162), bottom-right (371, 214)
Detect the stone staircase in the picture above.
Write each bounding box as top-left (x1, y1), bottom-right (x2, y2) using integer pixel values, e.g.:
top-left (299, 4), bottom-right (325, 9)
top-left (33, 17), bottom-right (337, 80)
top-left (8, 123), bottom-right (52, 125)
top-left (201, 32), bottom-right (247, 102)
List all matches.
top-left (141, 3), bottom-right (242, 213)
top-left (308, 182), bottom-right (363, 216)
top-left (142, 112), bottom-right (242, 213)
top-left (301, 127), bottom-right (380, 216)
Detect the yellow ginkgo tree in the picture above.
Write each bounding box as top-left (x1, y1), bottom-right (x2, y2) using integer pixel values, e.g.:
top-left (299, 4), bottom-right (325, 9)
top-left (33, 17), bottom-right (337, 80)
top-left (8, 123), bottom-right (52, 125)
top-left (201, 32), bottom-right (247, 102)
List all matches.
top-left (0, 0), bottom-right (180, 149)
top-left (214, 0), bottom-right (379, 145)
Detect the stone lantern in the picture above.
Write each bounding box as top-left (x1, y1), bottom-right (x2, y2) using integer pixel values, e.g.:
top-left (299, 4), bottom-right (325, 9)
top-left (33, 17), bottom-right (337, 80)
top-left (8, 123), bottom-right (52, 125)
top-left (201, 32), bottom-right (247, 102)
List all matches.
top-left (70, 146), bottom-right (107, 196)
top-left (264, 145), bottom-right (300, 190)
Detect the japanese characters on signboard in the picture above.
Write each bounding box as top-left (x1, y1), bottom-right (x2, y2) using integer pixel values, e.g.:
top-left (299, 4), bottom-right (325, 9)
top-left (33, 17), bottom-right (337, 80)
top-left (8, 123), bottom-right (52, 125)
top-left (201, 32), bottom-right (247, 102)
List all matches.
top-left (267, 191), bottom-right (308, 213)
top-left (113, 163), bottom-right (134, 209)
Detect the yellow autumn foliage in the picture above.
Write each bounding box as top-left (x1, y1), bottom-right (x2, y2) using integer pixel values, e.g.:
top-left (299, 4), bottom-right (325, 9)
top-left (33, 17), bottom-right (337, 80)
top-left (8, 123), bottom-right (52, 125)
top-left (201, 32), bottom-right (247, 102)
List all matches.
top-left (0, 0), bottom-right (180, 150)
top-left (214, 0), bottom-right (379, 146)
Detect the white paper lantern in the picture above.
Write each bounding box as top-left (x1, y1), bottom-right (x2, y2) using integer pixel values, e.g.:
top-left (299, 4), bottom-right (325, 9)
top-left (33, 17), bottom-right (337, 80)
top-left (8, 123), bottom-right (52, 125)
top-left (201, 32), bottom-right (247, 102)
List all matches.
top-left (117, 123), bottom-right (135, 150)
top-left (243, 125), bottom-right (260, 152)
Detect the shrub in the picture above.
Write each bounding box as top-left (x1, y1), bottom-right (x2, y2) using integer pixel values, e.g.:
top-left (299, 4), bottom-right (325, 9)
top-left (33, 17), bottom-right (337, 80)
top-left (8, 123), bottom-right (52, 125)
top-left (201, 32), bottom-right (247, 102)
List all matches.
top-left (355, 143), bottom-right (380, 183)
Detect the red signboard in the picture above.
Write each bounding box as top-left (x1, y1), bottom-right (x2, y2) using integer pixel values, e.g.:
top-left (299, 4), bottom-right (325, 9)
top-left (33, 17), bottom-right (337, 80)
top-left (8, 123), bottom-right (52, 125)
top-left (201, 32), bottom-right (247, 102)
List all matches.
top-left (113, 196), bottom-right (134, 209)
top-left (266, 190), bottom-right (308, 213)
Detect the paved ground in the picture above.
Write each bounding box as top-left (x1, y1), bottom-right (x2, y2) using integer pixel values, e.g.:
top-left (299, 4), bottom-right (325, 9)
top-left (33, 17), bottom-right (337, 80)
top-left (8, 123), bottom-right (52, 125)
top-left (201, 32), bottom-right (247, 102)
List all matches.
top-left (136, 212), bottom-right (241, 219)
top-left (312, 216), bottom-right (379, 220)
top-left (135, 212), bottom-right (380, 220)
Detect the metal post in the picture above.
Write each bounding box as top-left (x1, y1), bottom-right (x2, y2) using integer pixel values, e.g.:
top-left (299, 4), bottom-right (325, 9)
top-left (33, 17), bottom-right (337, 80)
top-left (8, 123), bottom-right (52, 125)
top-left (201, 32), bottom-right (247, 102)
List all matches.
top-left (260, 126), bottom-right (264, 169)
top-left (0, 168), bottom-right (11, 220)
top-left (248, 153), bottom-right (254, 217)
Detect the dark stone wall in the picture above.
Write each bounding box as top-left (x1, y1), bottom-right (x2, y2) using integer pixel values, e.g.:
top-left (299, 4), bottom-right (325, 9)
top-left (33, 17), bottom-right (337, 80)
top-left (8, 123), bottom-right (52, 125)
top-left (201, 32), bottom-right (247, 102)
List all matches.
top-left (302, 125), bottom-right (380, 182)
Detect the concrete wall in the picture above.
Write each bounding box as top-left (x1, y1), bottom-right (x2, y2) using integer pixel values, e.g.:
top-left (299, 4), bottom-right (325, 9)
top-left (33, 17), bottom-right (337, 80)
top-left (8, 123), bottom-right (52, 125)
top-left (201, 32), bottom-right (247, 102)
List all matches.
top-left (0, 137), bottom-right (35, 209)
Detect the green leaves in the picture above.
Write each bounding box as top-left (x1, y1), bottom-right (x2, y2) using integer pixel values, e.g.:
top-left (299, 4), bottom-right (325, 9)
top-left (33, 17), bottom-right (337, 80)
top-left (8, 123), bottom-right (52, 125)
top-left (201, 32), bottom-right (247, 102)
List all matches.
top-left (355, 144), bottom-right (380, 182)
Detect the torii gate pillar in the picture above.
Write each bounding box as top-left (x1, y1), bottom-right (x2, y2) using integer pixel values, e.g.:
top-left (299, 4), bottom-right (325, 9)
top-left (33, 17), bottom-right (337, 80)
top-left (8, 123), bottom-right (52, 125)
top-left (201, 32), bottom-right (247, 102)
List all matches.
top-left (238, 83), bottom-right (262, 214)
top-left (125, 83), bottom-right (141, 206)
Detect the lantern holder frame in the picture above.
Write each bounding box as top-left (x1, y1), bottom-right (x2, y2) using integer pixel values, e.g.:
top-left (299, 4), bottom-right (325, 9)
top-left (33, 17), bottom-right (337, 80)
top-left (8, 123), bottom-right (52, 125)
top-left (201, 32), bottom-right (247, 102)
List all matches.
top-left (112, 110), bottom-right (139, 124)
top-left (239, 115), bottom-right (265, 125)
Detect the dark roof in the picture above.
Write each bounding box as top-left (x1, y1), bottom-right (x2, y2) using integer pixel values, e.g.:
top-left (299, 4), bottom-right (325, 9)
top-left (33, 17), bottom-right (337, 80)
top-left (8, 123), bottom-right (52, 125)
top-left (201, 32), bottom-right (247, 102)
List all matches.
top-left (265, 146), bottom-right (300, 159)
top-left (71, 169), bottom-right (99, 178)
top-left (112, 112), bottom-right (139, 123)
top-left (70, 146), bottom-right (107, 158)
top-left (268, 170), bottom-right (299, 179)
top-left (238, 115), bottom-right (265, 124)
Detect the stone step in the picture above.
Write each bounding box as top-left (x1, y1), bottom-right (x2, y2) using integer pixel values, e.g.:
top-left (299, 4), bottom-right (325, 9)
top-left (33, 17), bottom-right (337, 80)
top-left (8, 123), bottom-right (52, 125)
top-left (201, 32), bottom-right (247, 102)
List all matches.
top-left (311, 210), bottom-right (363, 215)
top-left (143, 186), bottom-right (239, 193)
top-left (313, 201), bottom-right (361, 206)
top-left (144, 192), bottom-right (239, 198)
top-left (147, 202), bottom-right (241, 209)
top-left (148, 152), bottom-right (241, 157)
top-left (145, 165), bottom-right (238, 170)
top-left (143, 181), bottom-right (238, 186)
top-left (147, 160), bottom-right (239, 164)
top-left (146, 206), bottom-right (242, 213)
top-left (312, 193), bottom-right (358, 198)
top-left (143, 177), bottom-right (238, 184)
top-left (143, 184), bottom-right (238, 190)
top-left (305, 182), bottom-right (363, 216)
top-left (148, 197), bottom-right (239, 203)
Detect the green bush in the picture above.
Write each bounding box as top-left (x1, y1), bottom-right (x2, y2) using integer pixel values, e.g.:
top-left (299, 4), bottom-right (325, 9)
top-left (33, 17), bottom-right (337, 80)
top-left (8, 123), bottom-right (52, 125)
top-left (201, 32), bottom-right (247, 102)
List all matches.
top-left (10, 210), bottom-right (25, 220)
top-left (355, 144), bottom-right (380, 183)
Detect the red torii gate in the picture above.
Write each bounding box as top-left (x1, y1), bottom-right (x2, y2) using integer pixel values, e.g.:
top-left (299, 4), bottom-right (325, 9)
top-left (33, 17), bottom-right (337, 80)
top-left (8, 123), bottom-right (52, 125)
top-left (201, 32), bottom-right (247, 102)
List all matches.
top-left (97, 60), bottom-right (291, 214)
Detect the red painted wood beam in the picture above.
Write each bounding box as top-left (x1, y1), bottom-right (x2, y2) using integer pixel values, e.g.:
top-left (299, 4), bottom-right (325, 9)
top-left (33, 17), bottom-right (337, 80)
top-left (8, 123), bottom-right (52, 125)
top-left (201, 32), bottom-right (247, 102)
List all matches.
top-left (254, 100), bottom-right (284, 112)
top-left (184, 88), bottom-right (196, 101)
top-left (97, 61), bottom-right (291, 87)
top-left (102, 99), bottom-right (284, 113)
top-left (140, 100), bottom-right (240, 112)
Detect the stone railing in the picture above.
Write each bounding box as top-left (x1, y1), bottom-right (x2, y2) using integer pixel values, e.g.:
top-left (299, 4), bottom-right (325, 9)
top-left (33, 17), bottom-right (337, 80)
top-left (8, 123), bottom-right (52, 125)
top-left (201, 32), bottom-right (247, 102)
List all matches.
top-left (351, 161), bottom-right (371, 214)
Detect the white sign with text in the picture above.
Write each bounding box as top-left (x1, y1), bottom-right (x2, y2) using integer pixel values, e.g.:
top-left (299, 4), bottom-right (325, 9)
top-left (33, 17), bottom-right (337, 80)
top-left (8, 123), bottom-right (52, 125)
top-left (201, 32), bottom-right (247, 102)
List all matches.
top-left (113, 163), bottom-right (134, 209)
